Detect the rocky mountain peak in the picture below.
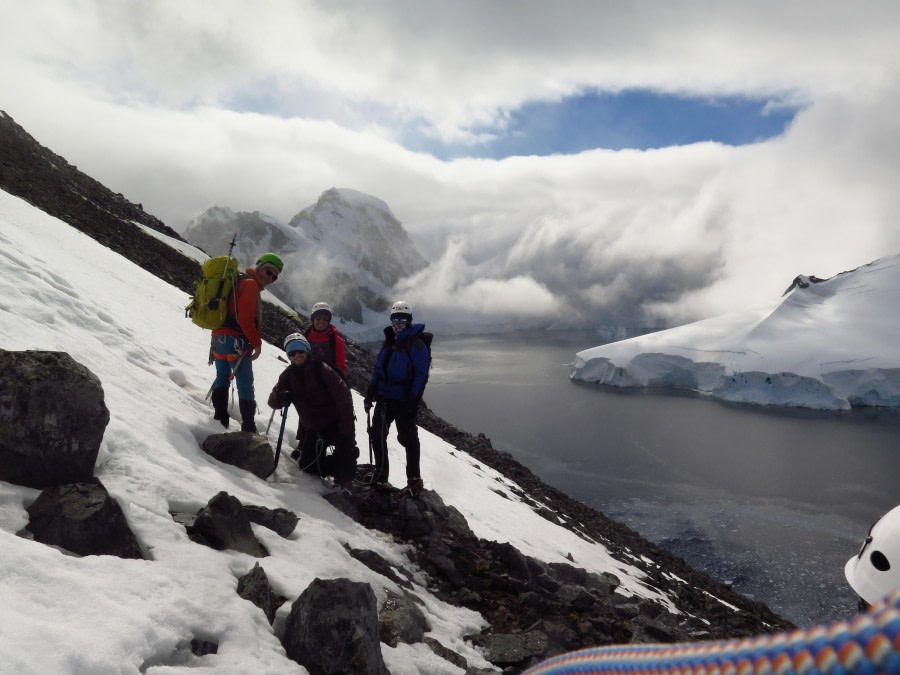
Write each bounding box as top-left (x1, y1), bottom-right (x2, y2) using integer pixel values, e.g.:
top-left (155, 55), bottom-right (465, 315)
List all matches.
top-left (182, 188), bottom-right (427, 324)
top-left (290, 187), bottom-right (427, 289)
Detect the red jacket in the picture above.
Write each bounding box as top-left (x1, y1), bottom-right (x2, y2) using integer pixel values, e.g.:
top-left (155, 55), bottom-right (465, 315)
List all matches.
top-left (212, 268), bottom-right (263, 352)
top-left (268, 361), bottom-right (354, 436)
top-left (303, 324), bottom-right (347, 374)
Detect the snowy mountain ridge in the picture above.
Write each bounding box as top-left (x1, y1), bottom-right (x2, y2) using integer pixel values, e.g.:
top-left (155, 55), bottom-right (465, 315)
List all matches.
top-left (571, 255), bottom-right (900, 410)
top-left (184, 188), bottom-right (426, 327)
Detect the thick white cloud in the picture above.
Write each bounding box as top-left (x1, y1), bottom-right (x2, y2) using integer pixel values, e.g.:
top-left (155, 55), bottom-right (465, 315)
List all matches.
top-left (2, 0), bottom-right (899, 329)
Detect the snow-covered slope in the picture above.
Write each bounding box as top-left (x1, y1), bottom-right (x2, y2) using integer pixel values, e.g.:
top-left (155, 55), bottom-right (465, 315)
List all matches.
top-left (571, 256), bottom-right (900, 410)
top-left (0, 188), bottom-right (678, 672)
top-left (184, 188), bottom-right (426, 328)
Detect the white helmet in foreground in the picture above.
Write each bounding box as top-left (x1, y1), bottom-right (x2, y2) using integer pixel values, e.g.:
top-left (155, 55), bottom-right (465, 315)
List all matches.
top-left (390, 300), bottom-right (412, 317)
top-left (310, 302), bottom-right (332, 321)
top-left (283, 333), bottom-right (310, 354)
top-left (845, 504), bottom-right (900, 605)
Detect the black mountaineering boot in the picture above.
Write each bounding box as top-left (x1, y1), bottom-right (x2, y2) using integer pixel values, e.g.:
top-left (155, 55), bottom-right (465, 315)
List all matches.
top-left (211, 388), bottom-right (230, 429)
top-left (239, 399), bottom-right (258, 433)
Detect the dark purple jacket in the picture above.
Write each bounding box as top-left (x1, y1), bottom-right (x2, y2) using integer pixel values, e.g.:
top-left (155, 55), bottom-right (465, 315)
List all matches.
top-left (268, 361), bottom-right (354, 436)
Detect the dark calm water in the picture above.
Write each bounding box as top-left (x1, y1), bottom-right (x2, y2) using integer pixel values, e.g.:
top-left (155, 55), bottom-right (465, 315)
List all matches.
top-left (402, 330), bottom-right (900, 628)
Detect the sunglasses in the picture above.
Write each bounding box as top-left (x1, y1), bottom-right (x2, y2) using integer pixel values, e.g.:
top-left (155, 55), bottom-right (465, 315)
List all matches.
top-left (391, 316), bottom-right (410, 325)
top-left (262, 268), bottom-right (279, 281)
top-left (287, 350), bottom-right (307, 358)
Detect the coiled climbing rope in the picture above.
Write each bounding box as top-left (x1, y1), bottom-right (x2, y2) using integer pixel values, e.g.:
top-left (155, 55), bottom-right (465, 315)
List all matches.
top-left (525, 590), bottom-right (900, 674)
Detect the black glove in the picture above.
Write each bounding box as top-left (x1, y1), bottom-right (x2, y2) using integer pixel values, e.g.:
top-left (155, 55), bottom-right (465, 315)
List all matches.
top-left (276, 390), bottom-right (291, 408)
top-left (364, 398), bottom-right (373, 413)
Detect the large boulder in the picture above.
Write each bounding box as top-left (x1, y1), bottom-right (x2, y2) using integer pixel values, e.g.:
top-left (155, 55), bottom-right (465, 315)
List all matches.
top-left (201, 432), bottom-right (275, 479)
top-left (25, 478), bottom-right (143, 559)
top-left (0, 350), bottom-right (109, 488)
top-left (282, 578), bottom-right (388, 674)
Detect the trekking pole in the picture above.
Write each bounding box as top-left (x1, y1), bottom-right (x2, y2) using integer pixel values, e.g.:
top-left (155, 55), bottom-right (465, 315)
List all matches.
top-left (366, 408), bottom-right (373, 465)
top-left (268, 404), bottom-right (290, 479)
top-left (265, 406), bottom-right (277, 435)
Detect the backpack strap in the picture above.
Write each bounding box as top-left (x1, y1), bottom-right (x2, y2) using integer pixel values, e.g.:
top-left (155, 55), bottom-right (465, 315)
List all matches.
top-left (221, 272), bottom-right (251, 333)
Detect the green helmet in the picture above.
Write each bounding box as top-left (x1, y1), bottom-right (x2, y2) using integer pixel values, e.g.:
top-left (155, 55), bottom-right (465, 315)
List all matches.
top-left (256, 252), bottom-right (284, 272)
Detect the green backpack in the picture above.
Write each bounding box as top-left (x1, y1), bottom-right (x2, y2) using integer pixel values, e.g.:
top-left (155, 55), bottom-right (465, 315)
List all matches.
top-left (185, 256), bottom-right (240, 330)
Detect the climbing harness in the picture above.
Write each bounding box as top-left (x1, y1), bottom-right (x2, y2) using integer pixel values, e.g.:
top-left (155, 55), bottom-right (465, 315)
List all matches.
top-left (295, 429), bottom-right (331, 477)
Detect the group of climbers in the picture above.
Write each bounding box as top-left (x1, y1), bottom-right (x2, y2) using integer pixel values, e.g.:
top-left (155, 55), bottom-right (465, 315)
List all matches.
top-left (205, 252), bottom-right (428, 498)
top-left (201, 253), bottom-right (900, 672)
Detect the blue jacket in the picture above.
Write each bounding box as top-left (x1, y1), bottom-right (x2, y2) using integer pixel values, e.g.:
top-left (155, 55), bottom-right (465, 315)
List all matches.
top-left (369, 323), bottom-right (429, 402)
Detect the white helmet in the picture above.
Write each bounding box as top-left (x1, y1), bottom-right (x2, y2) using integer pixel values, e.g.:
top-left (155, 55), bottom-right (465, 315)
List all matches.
top-left (283, 333), bottom-right (310, 354)
top-left (310, 302), bottom-right (332, 321)
top-left (845, 504), bottom-right (900, 605)
top-left (390, 300), bottom-right (412, 317)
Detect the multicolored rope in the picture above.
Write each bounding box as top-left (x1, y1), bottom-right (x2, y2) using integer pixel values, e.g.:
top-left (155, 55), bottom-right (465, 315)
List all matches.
top-left (525, 590), bottom-right (900, 674)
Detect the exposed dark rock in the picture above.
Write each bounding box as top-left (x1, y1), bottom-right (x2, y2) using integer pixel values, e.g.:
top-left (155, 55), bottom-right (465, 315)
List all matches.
top-left (467, 630), bottom-right (556, 670)
top-left (378, 589), bottom-right (429, 647)
top-left (423, 636), bottom-right (468, 670)
top-left (282, 577), bottom-right (388, 675)
top-left (344, 544), bottom-right (415, 590)
top-left (323, 488), bottom-right (362, 520)
top-left (25, 478), bottom-right (143, 559)
top-left (344, 470), bottom-right (793, 667)
top-left (237, 562), bottom-right (285, 625)
top-left (190, 639), bottom-right (218, 656)
top-left (0, 350), bottom-right (109, 488)
top-left (186, 492), bottom-right (268, 557)
top-left (242, 504), bottom-right (299, 537)
top-left (201, 432), bottom-right (275, 479)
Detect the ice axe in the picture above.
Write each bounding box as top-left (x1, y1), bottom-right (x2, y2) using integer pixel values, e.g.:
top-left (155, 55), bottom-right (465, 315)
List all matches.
top-left (267, 404), bottom-right (290, 479)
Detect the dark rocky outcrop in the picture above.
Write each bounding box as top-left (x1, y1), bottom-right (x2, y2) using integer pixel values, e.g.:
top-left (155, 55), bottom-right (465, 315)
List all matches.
top-left (344, 544), bottom-right (415, 590)
top-left (344, 475), bottom-right (792, 671)
top-left (423, 637), bottom-right (468, 671)
top-left (237, 562), bottom-right (285, 625)
top-left (201, 432), bottom-right (276, 479)
top-left (186, 492), bottom-right (268, 557)
top-left (0, 350), bottom-right (110, 488)
top-left (282, 577), bottom-right (388, 675)
top-left (24, 478), bottom-right (143, 559)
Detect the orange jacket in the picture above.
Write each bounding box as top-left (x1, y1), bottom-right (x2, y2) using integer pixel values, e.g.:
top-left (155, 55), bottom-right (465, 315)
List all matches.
top-left (212, 268), bottom-right (263, 351)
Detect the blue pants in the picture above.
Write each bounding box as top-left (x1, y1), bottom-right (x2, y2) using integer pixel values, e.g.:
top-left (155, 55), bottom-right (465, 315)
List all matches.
top-left (211, 334), bottom-right (254, 400)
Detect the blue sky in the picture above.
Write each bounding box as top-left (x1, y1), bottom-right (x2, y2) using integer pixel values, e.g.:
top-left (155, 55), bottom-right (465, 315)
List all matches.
top-left (408, 90), bottom-right (800, 160)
